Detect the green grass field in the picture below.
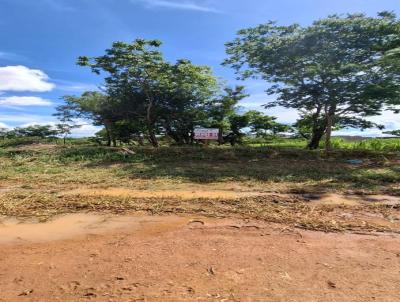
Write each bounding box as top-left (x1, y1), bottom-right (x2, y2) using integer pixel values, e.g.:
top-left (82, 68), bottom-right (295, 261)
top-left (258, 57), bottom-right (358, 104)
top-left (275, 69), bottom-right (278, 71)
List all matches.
top-left (246, 137), bottom-right (400, 152)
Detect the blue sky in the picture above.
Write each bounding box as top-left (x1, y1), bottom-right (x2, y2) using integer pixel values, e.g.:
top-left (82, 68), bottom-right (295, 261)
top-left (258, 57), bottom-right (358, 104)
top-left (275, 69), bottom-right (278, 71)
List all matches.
top-left (0, 0), bottom-right (399, 136)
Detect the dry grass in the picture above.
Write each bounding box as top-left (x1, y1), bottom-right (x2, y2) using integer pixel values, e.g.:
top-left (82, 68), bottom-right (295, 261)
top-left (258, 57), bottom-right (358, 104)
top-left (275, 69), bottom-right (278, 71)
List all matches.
top-left (1, 189), bottom-right (399, 233)
top-left (1, 143), bottom-right (399, 233)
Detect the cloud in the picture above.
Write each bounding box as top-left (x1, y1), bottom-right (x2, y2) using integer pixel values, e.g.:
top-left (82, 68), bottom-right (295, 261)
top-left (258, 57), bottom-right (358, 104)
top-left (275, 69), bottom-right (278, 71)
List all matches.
top-left (240, 93), bottom-right (272, 108)
top-left (70, 124), bottom-right (101, 137)
top-left (133, 0), bottom-right (220, 13)
top-left (0, 66), bottom-right (55, 92)
top-left (0, 113), bottom-right (56, 124)
top-left (0, 96), bottom-right (52, 107)
top-left (0, 122), bottom-right (11, 129)
top-left (366, 110), bottom-right (400, 130)
top-left (0, 114), bottom-right (100, 137)
top-left (53, 79), bottom-right (99, 93)
top-left (332, 128), bottom-right (395, 138)
top-left (0, 51), bottom-right (28, 62)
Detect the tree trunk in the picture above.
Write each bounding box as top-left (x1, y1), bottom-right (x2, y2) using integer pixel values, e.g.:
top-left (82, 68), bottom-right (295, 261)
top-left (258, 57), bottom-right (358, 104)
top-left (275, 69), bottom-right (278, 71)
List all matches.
top-left (218, 127), bottom-right (224, 145)
top-left (146, 99), bottom-right (158, 148)
top-left (325, 113), bottom-right (334, 153)
top-left (307, 104), bottom-right (324, 149)
top-left (324, 103), bottom-right (337, 153)
top-left (104, 122), bottom-right (112, 147)
top-left (137, 135), bottom-right (144, 146)
top-left (164, 123), bottom-right (182, 144)
top-left (307, 127), bottom-right (325, 149)
top-left (147, 130), bottom-right (158, 147)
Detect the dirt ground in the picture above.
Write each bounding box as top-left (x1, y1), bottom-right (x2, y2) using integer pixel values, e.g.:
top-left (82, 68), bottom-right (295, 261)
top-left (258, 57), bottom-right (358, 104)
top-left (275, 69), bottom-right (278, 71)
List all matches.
top-left (1, 213), bottom-right (400, 302)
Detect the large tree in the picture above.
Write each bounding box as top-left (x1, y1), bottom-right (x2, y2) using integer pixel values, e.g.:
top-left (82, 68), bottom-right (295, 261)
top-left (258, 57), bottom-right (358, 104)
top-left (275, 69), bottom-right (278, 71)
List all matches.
top-left (206, 86), bottom-right (248, 144)
top-left (157, 59), bottom-right (219, 144)
top-left (78, 39), bottom-right (165, 147)
top-left (77, 39), bottom-right (218, 147)
top-left (224, 12), bottom-right (400, 150)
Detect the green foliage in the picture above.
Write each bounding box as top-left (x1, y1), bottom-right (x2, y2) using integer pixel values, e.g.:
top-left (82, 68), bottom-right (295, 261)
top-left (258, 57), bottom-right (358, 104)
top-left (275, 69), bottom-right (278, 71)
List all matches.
top-left (224, 12), bottom-right (400, 150)
top-left (13, 125), bottom-right (58, 138)
top-left (0, 137), bottom-right (54, 148)
top-left (383, 130), bottom-right (400, 137)
top-left (329, 138), bottom-right (400, 151)
top-left (1, 143), bottom-right (399, 195)
top-left (60, 39), bottom-right (281, 148)
top-left (245, 110), bottom-right (289, 137)
top-left (77, 39), bottom-right (220, 147)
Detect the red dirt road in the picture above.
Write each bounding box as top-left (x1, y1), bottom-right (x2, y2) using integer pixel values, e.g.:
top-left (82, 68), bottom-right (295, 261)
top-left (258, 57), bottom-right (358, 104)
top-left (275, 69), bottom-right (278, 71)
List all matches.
top-left (0, 214), bottom-right (400, 301)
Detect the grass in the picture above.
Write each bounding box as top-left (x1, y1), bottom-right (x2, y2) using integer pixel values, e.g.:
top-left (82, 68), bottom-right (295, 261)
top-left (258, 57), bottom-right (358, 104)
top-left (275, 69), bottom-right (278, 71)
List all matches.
top-left (1, 143), bottom-right (399, 191)
top-left (247, 137), bottom-right (400, 152)
top-left (0, 141), bottom-right (399, 233)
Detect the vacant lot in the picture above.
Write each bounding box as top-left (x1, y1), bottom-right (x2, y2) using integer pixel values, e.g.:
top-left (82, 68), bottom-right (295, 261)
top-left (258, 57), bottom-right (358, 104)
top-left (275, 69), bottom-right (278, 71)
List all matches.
top-left (1, 143), bottom-right (400, 301)
top-left (1, 144), bottom-right (399, 231)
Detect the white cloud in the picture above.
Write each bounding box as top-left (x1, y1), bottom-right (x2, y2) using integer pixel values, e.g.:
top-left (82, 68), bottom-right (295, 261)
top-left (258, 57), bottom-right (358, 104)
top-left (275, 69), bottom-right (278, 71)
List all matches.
top-left (70, 124), bottom-right (101, 137)
top-left (133, 0), bottom-right (220, 12)
top-left (240, 93), bottom-right (271, 108)
top-left (0, 96), bottom-right (52, 107)
top-left (332, 128), bottom-right (388, 137)
top-left (366, 110), bottom-right (400, 131)
top-left (0, 114), bottom-right (100, 137)
top-left (19, 121), bottom-right (56, 128)
top-left (0, 122), bottom-right (11, 129)
top-left (53, 79), bottom-right (99, 92)
top-left (266, 107), bottom-right (300, 124)
top-left (0, 113), bottom-right (56, 124)
top-left (0, 66), bottom-right (55, 92)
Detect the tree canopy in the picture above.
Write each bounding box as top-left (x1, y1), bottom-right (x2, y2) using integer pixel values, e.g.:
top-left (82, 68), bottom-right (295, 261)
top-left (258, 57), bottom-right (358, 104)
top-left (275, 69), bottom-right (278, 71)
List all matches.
top-left (54, 39), bottom-right (285, 147)
top-left (224, 12), bottom-right (400, 149)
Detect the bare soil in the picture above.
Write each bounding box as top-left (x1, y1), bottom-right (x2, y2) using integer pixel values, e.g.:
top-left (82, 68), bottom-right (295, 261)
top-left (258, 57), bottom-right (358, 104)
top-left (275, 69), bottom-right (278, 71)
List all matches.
top-left (1, 213), bottom-right (400, 302)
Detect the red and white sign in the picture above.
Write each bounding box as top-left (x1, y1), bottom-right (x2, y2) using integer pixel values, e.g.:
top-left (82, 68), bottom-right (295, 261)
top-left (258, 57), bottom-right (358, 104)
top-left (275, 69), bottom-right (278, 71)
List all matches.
top-left (194, 128), bottom-right (219, 140)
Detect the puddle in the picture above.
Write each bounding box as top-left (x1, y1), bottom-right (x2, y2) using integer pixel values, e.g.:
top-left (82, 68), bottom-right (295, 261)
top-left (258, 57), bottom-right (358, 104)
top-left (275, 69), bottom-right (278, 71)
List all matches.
top-left (0, 213), bottom-right (191, 245)
top-left (64, 188), bottom-right (265, 199)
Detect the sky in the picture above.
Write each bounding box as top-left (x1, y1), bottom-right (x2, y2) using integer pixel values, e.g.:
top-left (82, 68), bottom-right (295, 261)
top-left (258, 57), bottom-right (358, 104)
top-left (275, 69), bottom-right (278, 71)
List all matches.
top-left (0, 0), bottom-right (399, 137)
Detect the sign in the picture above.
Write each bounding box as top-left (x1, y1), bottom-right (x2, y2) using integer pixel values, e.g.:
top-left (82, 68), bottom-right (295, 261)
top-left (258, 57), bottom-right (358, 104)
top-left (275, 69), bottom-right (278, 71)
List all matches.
top-left (194, 128), bottom-right (219, 140)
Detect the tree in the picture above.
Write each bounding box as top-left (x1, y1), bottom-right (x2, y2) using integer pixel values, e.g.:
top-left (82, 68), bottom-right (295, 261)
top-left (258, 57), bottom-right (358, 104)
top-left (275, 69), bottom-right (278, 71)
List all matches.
top-left (54, 102), bottom-right (81, 144)
top-left (0, 128), bottom-right (9, 140)
top-left (225, 113), bottom-right (251, 145)
top-left (157, 59), bottom-right (219, 144)
top-left (78, 39), bottom-right (169, 147)
top-left (58, 92), bottom-right (121, 146)
top-left (206, 86), bottom-right (248, 144)
top-left (383, 130), bottom-right (400, 137)
top-left (14, 125), bottom-right (58, 138)
top-left (55, 123), bottom-right (80, 145)
top-left (224, 12), bottom-right (400, 150)
top-left (292, 112), bottom-right (384, 141)
top-left (245, 110), bottom-right (289, 137)
top-left (77, 39), bottom-right (220, 147)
